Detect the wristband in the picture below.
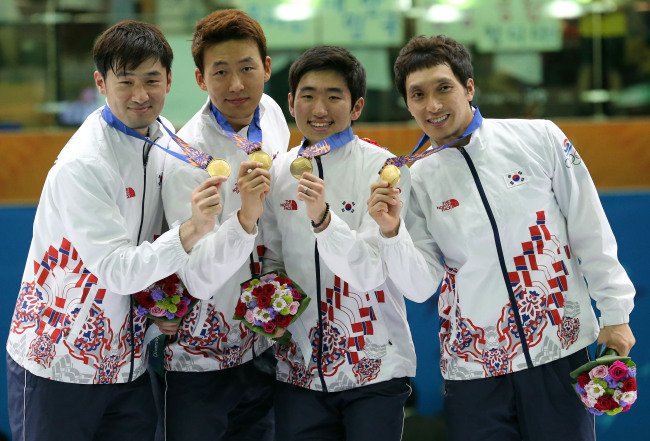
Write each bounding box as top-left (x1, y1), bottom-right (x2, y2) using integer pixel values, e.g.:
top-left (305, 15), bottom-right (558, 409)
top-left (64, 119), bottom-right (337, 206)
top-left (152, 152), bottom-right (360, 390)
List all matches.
top-left (311, 203), bottom-right (330, 229)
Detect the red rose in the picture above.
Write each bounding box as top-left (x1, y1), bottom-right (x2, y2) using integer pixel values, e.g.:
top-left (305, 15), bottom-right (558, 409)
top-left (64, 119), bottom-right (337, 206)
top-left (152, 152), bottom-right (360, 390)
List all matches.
top-left (291, 289), bottom-right (302, 301)
top-left (594, 395), bottom-right (619, 411)
top-left (166, 273), bottom-right (180, 284)
top-left (134, 292), bottom-right (155, 308)
top-left (163, 283), bottom-right (178, 297)
top-left (262, 284), bottom-right (275, 296)
top-left (242, 281), bottom-right (251, 290)
top-left (577, 373), bottom-right (591, 388)
top-left (263, 321), bottom-right (276, 333)
top-left (275, 277), bottom-right (292, 287)
top-left (621, 377), bottom-right (637, 392)
top-left (252, 286), bottom-right (265, 297)
top-left (257, 294), bottom-right (272, 309)
top-left (235, 301), bottom-right (247, 318)
top-left (276, 314), bottom-right (292, 327)
top-left (183, 288), bottom-right (196, 302)
top-left (174, 300), bottom-right (188, 317)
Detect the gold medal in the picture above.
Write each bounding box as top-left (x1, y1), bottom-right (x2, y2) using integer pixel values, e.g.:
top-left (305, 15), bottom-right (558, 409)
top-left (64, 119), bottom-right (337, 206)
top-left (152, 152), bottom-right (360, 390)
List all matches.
top-left (380, 164), bottom-right (401, 187)
top-left (249, 150), bottom-right (273, 170)
top-left (206, 158), bottom-right (231, 177)
top-left (290, 156), bottom-right (313, 179)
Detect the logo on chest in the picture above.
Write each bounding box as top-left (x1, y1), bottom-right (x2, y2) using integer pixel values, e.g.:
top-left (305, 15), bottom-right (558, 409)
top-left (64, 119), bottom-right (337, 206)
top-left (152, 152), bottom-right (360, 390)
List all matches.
top-left (504, 170), bottom-right (527, 188)
top-left (341, 201), bottom-right (356, 214)
top-left (437, 199), bottom-right (459, 212)
top-left (281, 200), bottom-right (297, 210)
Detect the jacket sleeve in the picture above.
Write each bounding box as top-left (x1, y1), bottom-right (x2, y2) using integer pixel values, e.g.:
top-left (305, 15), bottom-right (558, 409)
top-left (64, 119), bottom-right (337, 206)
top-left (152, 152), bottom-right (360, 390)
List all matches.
top-left (50, 157), bottom-right (189, 295)
top-left (544, 121), bottom-right (635, 326)
top-left (161, 155), bottom-right (256, 300)
top-left (314, 165), bottom-right (412, 293)
top-left (378, 165), bottom-right (444, 303)
top-left (259, 168), bottom-right (286, 275)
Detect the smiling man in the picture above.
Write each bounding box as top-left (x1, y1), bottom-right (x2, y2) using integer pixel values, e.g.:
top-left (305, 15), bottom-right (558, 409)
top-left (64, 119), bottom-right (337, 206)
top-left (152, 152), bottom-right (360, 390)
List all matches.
top-left (368, 34), bottom-right (636, 441)
top-left (159, 9), bottom-right (289, 441)
top-left (5, 20), bottom-right (227, 441)
top-left (260, 45), bottom-right (415, 441)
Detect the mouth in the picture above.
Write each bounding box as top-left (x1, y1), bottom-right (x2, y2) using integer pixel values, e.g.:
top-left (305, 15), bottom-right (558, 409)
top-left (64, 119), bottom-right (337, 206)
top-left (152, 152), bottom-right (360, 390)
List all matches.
top-left (129, 105), bottom-right (151, 115)
top-left (227, 97), bottom-right (249, 106)
top-left (428, 114), bottom-right (449, 124)
top-left (309, 121), bottom-right (333, 129)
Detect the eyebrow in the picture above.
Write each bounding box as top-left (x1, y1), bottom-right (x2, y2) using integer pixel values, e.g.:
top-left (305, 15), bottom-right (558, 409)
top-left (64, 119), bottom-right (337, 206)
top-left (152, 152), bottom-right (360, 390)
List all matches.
top-left (407, 76), bottom-right (454, 93)
top-left (298, 86), bottom-right (345, 94)
top-left (117, 70), bottom-right (163, 78)
top-left (211, 56), bottom-right (257, 68)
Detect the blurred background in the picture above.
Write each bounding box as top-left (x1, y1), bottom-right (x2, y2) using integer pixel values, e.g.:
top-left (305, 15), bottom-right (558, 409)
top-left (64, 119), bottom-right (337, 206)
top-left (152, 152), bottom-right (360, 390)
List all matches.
top-left (0, 0), bottom-right (648, 439)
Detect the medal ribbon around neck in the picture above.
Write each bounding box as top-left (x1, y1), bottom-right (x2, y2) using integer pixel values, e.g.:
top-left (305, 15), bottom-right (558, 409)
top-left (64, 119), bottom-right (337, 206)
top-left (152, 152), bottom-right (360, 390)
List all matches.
top-left (210, 103), bottom-right (263, 154)
top-left (101, 105), bottom-right (216, 172)
top-left (289, 127), bottom-right (354, 179)
top-left (298, 126), bottom-right (354, 159)
top-left (378, 106), bottom-right (483, 185)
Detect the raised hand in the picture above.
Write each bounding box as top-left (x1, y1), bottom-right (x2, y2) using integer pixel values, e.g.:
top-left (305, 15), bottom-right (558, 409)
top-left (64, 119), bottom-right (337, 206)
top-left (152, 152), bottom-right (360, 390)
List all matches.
top-left (297, 172), bottom-right (329, 231)
top-left (180, 175), bottom-right (227, 252)
top-left (237, 160), bottom-right (271, 233)
top-left (367, 180), bottom-right (402, 238)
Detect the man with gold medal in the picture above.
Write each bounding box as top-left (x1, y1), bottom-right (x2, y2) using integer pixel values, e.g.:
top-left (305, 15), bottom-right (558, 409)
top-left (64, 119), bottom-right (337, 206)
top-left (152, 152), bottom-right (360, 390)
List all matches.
top-left (159, 10), bottom-right (290, 441)
top-left (260, 46), bottom-right (415, 441)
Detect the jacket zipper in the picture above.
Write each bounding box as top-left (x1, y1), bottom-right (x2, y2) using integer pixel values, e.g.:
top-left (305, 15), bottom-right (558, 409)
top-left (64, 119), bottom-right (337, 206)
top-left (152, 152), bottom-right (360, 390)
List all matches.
top-left (314, 156), bottom-right (328, 392)
top-left (129, 139), bottom-right (153, 382)
top-left (458, 147), bottom-right (534, 369)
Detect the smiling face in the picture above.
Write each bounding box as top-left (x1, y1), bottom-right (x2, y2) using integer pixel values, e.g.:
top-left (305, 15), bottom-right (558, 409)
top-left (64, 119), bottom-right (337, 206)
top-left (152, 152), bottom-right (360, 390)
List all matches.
top-left (288, 69), bottom-right (364, 146)
top-left (196, 39), bottom-right (271, 132)
top-left (405, 63), bottom-right (475, 147)
top-left (94, 57), bottom-right (171, 136)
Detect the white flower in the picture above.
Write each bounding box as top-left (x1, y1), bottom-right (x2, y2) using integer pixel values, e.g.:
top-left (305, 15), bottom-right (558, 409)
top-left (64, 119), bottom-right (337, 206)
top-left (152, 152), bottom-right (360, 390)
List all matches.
top-left (240, 291), bottom-right (253, 304)
top-left (584, 381), bottom-right (606, 400)
top-left (253, 306), bottom-right (272, 323)
top-left (271, 297), bottom-right (288, 312)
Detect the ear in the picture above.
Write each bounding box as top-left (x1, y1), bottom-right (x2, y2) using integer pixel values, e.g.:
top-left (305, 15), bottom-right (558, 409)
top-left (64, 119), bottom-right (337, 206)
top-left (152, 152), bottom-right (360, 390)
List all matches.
top-left (288, 92), bottom-right (295, 118)
top-left (166, 69), bottom-right (172, 94)
top-left (263, 56), bottom-right (272, 83)
top-left (94, 71), bottom-right (107, 96)
top-left (195, 68), bottom-right (208, 92)
top-left (350, 97), bottom-right (364, 121)
top-left (466, 78), bottom-right (475, 102)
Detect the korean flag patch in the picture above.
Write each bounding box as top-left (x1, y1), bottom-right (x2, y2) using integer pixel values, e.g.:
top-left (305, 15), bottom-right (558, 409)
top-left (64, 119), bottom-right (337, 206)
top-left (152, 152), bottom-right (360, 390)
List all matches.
top-left (504, 170), bottom-right (526, 188)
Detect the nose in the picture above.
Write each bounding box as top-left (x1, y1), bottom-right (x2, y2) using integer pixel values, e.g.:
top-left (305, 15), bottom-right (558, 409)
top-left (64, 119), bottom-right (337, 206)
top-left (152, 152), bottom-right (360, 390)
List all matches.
top-left (312, 97), bottom-right (327, 117)
top-left (229, 73), bottom-right (244, 93)
top-left (131, 83), bottom-right (149, 104)
top-left (425, 96), bottom-right (443, 113)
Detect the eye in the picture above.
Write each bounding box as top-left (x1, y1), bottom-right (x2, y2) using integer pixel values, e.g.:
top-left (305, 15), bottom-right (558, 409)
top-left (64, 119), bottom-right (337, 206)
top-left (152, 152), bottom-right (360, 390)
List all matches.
top-left (242, 66), bottom-right (254, 72)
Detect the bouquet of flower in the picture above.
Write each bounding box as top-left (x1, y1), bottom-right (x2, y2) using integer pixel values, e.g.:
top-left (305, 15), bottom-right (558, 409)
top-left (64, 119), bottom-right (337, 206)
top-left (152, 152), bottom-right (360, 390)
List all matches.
top-left (132, 273), bottom-right (197, 323)
top-left (570, 345), bottom-right (638, 415)
top-left (234, 272), bottom-right (310, 345)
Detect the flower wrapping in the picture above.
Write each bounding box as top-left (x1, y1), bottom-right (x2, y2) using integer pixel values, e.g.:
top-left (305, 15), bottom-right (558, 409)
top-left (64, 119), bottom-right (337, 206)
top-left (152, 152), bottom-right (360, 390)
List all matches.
top-left (234, 272), bottom-right (310, 345)
top-left (132, 273), bottom-right (197, 323)
top-left (570, 346), bottom-right (638, 416)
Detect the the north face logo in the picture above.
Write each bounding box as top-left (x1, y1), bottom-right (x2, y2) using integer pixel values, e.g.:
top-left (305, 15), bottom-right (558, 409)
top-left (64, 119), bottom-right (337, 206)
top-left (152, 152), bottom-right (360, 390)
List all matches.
top-left (126, 187), bottom-right (136, 199)
top-left (233, 183), bottom-right (240, 194)
top-left (437, 199), bottom-right (459, 211)
top-left (281, 200), bottom-right (297, 210)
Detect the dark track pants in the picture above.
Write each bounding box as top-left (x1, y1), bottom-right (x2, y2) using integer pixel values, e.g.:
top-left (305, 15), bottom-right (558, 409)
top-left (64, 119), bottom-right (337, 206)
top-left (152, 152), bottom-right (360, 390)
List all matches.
top-left (6, 352), bottom-right (156, 441)
top-left (443, 348), bottom-right (596, 441)
top-left (274, 377), bottom-right (412, 441)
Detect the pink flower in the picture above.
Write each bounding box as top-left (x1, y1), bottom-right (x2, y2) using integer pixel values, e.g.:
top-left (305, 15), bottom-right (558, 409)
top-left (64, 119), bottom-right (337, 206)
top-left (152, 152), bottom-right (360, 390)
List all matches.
top-left (244, 309), bottom-right (255, 324)
top-left (174, 300), bottom-right (188, 317)
top-left (149, 306), bottom-right (166, 317)
top-left (589, 365), bottom-right (609, 379)
top-left (263, 321), bottom-right (276, 333)
top-left (581, 393), bottom-right (597, 408)
top-left (608, 361), bottom-right (629, 381)
top-left (289, 301), bottom-right (300, 315)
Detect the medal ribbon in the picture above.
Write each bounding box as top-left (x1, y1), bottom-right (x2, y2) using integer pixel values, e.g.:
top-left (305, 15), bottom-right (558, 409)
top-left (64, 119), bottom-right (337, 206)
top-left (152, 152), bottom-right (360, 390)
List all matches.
top-left (298, 127), bottom-right (354, 159)
top-left (210, 103), bottom-right (263, 154)
top-left (381, 106), bottom-right (483, 171)
top-left (101, 105), bottom-right (213, 169)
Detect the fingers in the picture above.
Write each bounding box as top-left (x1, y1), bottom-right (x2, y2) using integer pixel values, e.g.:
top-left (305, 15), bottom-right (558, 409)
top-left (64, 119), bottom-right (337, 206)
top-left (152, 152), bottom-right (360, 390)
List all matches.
top-left (296, 176), bottom-right (324, 202)
top-left (238, 162), bottom-right (271, 198)
top-left (367, 186), bottom-right (400, 213)
top-left (154, 320), bottom-right (180, 336)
